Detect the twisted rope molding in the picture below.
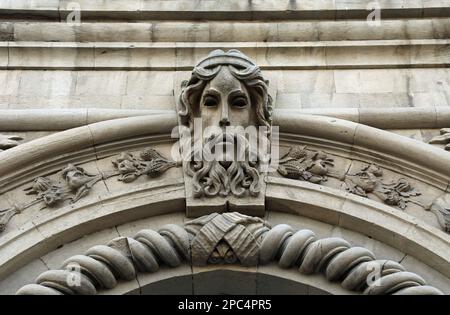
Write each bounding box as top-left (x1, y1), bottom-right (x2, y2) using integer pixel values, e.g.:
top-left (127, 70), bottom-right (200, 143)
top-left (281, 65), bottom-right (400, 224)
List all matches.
top-left (16, 213), bottom-right (443, 295)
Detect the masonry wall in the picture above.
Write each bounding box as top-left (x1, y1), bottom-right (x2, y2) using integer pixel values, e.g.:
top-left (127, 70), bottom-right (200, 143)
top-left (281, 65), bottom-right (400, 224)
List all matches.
top-left (0, 0), bottom-right (448, 112)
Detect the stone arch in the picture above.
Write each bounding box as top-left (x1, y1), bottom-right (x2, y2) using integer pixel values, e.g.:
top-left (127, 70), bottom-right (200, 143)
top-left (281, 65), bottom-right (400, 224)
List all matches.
top-left (16, 212), bottom-right (443, 295)
top-left (0, 113), bottom-right (449, 294)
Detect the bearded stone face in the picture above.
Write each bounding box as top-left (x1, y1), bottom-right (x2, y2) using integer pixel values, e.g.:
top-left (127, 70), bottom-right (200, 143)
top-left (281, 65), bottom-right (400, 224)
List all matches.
top-left (178, 49), bottom-right (272, 201)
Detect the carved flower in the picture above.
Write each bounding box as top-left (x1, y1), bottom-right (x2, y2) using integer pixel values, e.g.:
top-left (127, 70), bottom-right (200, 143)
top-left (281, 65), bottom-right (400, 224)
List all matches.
top-left (42, 187), bottom-right (66, 206)
top-left (24, 177), bottom-right (66, 207)
top-left (26, 177), bottom-right (53, 194)
top-left (379, 179), bottom-right (421, 210)
top-left (285, 146), bottom-right (308, 160)
top-left (384, 191), bottom-right (404, 209)
top-left (112, 153), bottom-right (142, 183)
top-left (62, 164), bottom-right (95, 190)
top-left (393, 179), bottom-right (420, 196)
top-left (278, 146), bottom-right (334, 185)
top-left (359, 164), bottom-right (383, 177)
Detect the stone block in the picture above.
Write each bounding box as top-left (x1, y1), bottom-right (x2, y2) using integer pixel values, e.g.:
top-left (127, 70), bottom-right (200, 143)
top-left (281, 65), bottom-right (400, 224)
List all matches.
top-left (408, 68), bottom-right (449, 93)
top-left (40, 227), bottom-right (120, 270)
top-left (334, 70), bottom-right (361, 94)
top-left (0, 71), bottom-right (20, 96)
top-left (116, 212), bottom-right (186, 237)
top-left (152, 22), bottom-right (210, 42)
top-left (281, 70), bottom-right (334, 94)
top-left (359, 93), bottom-right (412, 108)
top-left (360, 70), bottom-right (408, 94)
top-left (277, 22), bottom-right (319, 41)
top-left (209, 22), bottom-right (276, 42)
top-left (275, 93), bottom-right (301, 109)
top-left (94, 46), bottom-right (176, 69)
top-left (257, 46), bottom-right (326, 68)
top-left (18, 71), bottom-right (76, 97)
top-left (330, 93), bottom-right (360, 108)
top-left (299, 93), bottom-right (333, 108)
top-left (121, 95), bottom-right (175, 110)
top-left (0, 22), bottom-right (13, 41)
top-left (0, 259), bottom-right (48, 295)
top-left (412, 92), bottom-right (448, 107)
top-left (126, 71), bottom-right (174, 96)
top-left (266, 211), bottom-right (334, 239)
top-left (0, 96), bottom-right (8, 109)
top-left (8, 45), bottom-right (94, 69)
top-left (75, 71), bottom-right (127, 96)
top-left (400, 254), bottom-right (450, 294)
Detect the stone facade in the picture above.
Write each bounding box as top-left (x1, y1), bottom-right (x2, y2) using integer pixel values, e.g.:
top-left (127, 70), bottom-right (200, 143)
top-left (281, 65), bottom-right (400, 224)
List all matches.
top-left (0, 0), bottom-right (449, 295)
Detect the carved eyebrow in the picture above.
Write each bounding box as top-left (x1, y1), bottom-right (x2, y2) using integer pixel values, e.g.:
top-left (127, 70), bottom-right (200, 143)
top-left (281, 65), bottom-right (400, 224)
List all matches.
top-left (228, 89), bottom-right (248, 99)
top-left (202, 89), bottom-right (220, 98)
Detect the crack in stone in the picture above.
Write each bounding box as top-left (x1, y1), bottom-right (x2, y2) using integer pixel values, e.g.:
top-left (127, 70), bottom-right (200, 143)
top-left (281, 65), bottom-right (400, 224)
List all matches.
top-left (38, 257), bottom-right (50, 271)
top-left (398, 253), bottom-right (408, 264)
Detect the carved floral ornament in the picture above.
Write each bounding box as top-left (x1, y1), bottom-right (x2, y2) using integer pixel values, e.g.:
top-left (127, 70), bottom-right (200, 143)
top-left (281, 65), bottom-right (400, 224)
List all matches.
top-left (2, 144), bottom-right (447, 234)
top-left (276, 145), bottom-right (449, 233)
top-left (16, 212), bottom-right (443, 295)
top-left (0, 148), bottom-right (180, 233)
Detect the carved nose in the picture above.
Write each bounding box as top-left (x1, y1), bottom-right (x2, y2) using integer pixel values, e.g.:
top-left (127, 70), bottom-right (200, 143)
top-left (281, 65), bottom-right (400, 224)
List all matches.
top-left (220, 103), bottom-right (230, 127)
top-left (220, 117), bottom-right (230, 127)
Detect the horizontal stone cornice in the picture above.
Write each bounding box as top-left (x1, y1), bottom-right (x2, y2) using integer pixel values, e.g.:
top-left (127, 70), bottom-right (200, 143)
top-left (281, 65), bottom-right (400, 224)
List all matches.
top-left (0, 107), bottom-right (448, 131)
top-left (0, 0), bottom-right (448, 21)
top-left (1, 19), bottom-right (448, 42)
top-left (0, 39), bottom-right (447, 70)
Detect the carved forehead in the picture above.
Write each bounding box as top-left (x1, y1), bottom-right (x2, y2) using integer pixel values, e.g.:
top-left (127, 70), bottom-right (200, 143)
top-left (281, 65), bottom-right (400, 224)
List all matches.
top-left (205, 66), bottom-right (245, 93)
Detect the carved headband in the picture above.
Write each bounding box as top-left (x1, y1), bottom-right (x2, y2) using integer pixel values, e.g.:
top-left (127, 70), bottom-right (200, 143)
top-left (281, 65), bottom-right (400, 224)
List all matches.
top-left (194, 49), bottom-right (258, 71)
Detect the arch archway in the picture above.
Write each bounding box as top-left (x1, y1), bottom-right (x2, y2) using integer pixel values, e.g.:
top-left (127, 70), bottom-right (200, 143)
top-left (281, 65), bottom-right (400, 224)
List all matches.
top-left (0, 113), bottom-right (448, 294)
top-left (15, 211), bottom-right (444, 295)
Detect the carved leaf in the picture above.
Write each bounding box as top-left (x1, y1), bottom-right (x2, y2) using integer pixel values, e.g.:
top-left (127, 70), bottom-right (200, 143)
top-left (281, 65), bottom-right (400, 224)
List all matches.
top-left (278, 146), bottom-right (333, 185)
top-left (0, 134), bottom-right (23, 151)
top-left (113, 148), bottom-right (179, 183)
top-left (140, 148), bottom-right (166, 161)
top-left (429, 129), bottom-right (450, 151)
top-left (429, 133), bottom-right (450, 144)
top-left (430, 198), bottom-right (450, 233)
top-left (144, 159), bottom-right (177, 177)
top-left (285, 145), bottom-right (308, 160)
top-left (24, 177), bottom-right (67, 207)
top-left (0, 206), bottom-right (20, 232)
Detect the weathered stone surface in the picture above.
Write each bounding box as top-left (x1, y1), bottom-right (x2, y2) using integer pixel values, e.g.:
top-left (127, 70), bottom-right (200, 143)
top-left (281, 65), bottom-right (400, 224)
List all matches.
top-left (0, 0), bottom-right (449, 297)
top-left (12, 212), bottom-right (445, 295)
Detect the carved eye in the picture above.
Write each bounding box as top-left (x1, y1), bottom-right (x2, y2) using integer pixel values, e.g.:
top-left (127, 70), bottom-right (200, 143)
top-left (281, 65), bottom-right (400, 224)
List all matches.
top-left (231, 96), bottom-right (248, 108)
top-left (203, 95), bottom-right (218, 107)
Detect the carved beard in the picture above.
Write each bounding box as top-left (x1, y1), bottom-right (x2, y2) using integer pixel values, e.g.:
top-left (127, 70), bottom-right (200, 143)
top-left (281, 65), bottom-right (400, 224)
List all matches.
top-left (187, 133), bottom-right (265, 198)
